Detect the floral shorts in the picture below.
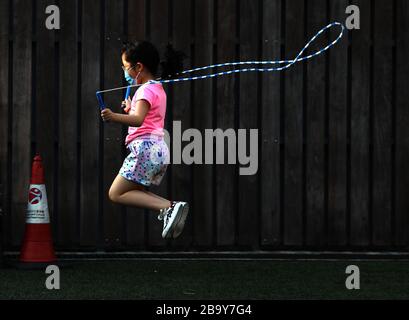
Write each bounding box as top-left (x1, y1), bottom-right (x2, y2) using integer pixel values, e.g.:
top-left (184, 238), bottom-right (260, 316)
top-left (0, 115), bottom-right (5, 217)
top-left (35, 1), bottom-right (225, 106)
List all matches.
top-left (119, 136), bottom-right (170, 187)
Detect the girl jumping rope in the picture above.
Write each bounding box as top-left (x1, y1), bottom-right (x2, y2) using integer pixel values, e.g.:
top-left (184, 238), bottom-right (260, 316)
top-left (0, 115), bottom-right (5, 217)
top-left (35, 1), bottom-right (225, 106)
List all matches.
top-left (100, 41), bottom-right (189, 239)
top-left (97, 23), bottom-right (345, 240)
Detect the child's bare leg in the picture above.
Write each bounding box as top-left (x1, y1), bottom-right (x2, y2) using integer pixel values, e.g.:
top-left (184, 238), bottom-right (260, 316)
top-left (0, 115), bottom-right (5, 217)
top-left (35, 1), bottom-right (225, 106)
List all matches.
top-left (109, 175), bottom-right (171, 211)
top-left (142, 190), bottom-right (170, 203)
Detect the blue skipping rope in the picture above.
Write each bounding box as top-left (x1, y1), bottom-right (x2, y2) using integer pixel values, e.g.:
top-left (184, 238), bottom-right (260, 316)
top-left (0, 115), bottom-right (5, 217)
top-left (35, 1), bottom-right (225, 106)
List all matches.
top-left (96, 22), bottom-right (346, 110)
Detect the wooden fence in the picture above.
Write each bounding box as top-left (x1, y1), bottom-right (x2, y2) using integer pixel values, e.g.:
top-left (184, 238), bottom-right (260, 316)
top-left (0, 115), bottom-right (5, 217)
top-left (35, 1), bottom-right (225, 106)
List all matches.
top-left (0, 0), bottom-right (409, 252)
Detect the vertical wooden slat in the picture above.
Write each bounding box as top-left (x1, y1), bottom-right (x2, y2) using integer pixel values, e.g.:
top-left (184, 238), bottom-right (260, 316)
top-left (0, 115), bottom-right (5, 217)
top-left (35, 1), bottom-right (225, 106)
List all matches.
top-left (126, 0), bottom-right (146, 248)
top-left (193, 0), bottom-right (214, 247)
top-left (58, 0), bottom-right (79, 247)
top-left (80, 0), bottom-right (101, 247)
top-left (372, 0), bottom-right (393, 246)
top-left (395, 0), bottom-right (409, 246)
top-left (214, 0), bottom-right (237, 247)
top-left (283, 0), bottom-right (304, 246)
top-left (260, 0), bottom-right (281, 248)
top-left (171, 0), bottom-right (194, 248)
top-left (350, 0), bottom-right (371, 246)
top-left (102, 0), bottom-right (125, 249)
top-left (305, 0), bottom-right (326, 246)
top-left (328, 0), bottom-right (348, 246)
top-left (11, 0), bottom-right (32, 246)
top-left (0, 0), bottom-right (9, 252)
top-left (35, 0), bottom-right (56, 241)
top-left (237, 0), bottom-right (260, 248)
top-left (148, 0), bottom-right (169, 248)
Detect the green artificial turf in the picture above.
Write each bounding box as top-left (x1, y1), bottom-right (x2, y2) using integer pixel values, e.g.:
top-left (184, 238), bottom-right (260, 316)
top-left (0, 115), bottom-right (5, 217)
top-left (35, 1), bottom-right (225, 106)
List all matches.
top-left (0, 260), bottom-right (408, 300)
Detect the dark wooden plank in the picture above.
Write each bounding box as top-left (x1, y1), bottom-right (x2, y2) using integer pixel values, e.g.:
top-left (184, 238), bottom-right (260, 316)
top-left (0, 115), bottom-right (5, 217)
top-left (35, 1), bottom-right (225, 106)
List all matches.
top-left (372, 0), bottom-right (393, 246)
top-left (192, 0), bottom-right (214, 247)
top-left (11, 0), bottom-right (32, 247)
top-left (148, 0), bottom-right (169, 248)
top-left (305, 0), bottom-right (327, 246)
top-left (260, 0), bottom-right (281, 248)
top-left (80, 0), bottom-right (101, 247)
top-left (58, 0), bottom-right (79, 247)
top-left (126, 0), bottom-right (147, 248)
top-left (237, 0), bottom-right (260, 248)
top-left (170, 0), bottom-right (194, 248)
top-left (35, 0), bottom-right (56, 242)
top-left (0, 0), bottom-right (9, 250)
top-left (283, 0), bottom-right (304, 246)
top-left (214, 0), bottom-right (237, 247)
top-left (102, 0), bottom-right (125, 249)
top-left (350, 0), bottom-right (371, 246)
top-left (328, 0), bottom-right (348, 246)
top-left (395, 0), bottom-right (409, 246)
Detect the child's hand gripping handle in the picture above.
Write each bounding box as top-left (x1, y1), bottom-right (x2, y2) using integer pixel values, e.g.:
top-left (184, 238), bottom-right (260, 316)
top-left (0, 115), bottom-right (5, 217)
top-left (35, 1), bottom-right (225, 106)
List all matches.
top-left (97, 91), bottom-right (112, 123)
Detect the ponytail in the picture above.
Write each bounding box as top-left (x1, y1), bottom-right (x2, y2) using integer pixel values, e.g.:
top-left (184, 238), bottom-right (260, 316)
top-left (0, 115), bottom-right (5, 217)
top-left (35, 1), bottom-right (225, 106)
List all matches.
top-left (160, 43), bottom-right (187, 79)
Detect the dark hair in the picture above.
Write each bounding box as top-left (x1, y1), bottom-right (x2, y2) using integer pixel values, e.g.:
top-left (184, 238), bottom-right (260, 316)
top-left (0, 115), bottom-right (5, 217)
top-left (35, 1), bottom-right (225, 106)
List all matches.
top-left (121, 41), bottom-right (187, 79)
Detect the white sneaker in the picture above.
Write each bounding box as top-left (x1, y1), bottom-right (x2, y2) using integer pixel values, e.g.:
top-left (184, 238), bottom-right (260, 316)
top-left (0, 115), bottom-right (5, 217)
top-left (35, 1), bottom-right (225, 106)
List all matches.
top-left (172, 202), bottom-right (189, 238)
top-left (157, 201), bottom-right (187, 239)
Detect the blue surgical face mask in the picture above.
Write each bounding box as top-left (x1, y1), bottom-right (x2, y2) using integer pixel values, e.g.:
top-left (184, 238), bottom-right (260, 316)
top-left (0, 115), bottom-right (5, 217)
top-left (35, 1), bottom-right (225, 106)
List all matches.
top-left (124, 70), bottom-right (134, 85)
top-left (124, 69), bottom-right (141, 86)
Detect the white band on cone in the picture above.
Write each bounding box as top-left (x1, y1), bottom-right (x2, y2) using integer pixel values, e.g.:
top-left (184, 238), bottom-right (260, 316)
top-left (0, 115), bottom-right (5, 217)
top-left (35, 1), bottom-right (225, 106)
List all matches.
top-left (26, 184), bottom-right (50, 224)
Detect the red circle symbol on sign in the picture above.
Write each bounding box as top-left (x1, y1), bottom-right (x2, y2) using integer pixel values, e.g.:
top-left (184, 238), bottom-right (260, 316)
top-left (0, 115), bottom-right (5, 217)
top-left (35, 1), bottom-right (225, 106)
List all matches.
top-left (29, 188), bottom-right (42, 205)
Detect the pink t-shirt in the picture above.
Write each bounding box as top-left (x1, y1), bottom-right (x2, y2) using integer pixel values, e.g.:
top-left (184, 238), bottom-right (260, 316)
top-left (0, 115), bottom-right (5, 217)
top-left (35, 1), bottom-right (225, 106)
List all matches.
top-left (125, 81), bottom-right (167, 146)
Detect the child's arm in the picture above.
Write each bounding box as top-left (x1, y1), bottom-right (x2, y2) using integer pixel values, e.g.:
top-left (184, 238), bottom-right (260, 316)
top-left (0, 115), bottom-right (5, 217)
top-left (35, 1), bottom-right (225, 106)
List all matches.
top-left (100, 99), bottom-right (150, 127)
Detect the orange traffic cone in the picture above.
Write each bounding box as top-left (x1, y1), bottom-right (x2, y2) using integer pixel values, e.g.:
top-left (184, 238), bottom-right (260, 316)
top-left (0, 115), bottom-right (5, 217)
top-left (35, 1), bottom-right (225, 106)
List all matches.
top-left (19, 155), bottom-right (56, 263)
